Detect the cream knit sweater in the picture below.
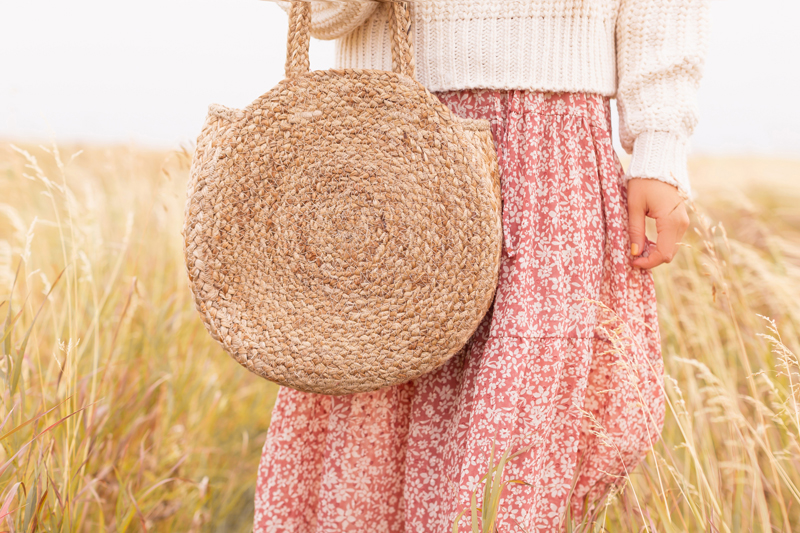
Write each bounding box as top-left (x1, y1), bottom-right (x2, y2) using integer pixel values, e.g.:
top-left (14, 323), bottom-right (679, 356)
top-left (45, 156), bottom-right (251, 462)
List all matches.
top-left (275, 1), bottom-right (710, 195)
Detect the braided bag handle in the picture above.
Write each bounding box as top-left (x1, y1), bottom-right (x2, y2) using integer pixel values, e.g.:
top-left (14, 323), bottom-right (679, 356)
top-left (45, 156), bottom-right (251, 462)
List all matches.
top-left (388, 2), bottom-right (415, 78)
top-left (285, 1), bottom-right (415, 79)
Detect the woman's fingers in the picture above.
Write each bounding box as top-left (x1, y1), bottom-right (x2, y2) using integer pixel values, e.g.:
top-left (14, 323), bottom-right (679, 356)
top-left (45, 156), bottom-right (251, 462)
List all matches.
top-left (631, 213), bottom-right (684, 269)
top-left (627, 178), bottom-right (690, 270)
top-left (627, 188), bottom-right (647, 258)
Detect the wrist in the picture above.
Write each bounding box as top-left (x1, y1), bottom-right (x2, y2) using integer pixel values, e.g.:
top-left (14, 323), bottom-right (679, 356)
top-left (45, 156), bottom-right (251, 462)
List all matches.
top-left (627, 132), bottom-right (693, 199)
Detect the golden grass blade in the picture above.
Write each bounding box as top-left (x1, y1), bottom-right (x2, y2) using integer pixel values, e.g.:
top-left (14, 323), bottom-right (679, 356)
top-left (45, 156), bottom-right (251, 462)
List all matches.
top-left (485, 446), bottom-right (512, 533)
top-left (470, 491), bottom-right (480, 533)
top-left (22, 474), bottom-right (37, 533)
top-left (481, 441), bottom-right (496, 530)
top-left (0, 404), bottom-right (91, 478)
top-left (0, 397), bottom-right (69, 441)
top-left (0, 482), bottom-right (21, 521)
top-left (0, 304), bottom-right (25, 348)
top-left (2, 261), bottom-right (21, 347)
top-left (9, 268), bottom-right (64, 396)
top-left (453, 508), bottom-right (467, 533)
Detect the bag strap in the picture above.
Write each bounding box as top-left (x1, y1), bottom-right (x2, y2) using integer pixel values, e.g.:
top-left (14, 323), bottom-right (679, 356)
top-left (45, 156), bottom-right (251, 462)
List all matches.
top-left (388, 2), bottom-right (415, 78)
top-left (285, 1), bottom-right (416, 79)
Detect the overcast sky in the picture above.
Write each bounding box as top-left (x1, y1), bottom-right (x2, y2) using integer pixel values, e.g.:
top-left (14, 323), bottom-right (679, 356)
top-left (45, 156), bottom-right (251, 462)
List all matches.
top-left (1, 0), bottom-right (798, 158)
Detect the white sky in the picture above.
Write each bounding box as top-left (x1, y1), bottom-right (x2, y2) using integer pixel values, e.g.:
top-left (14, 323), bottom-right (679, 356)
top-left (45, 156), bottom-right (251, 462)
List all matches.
top-left (1, 0), bottom-right (799, 157)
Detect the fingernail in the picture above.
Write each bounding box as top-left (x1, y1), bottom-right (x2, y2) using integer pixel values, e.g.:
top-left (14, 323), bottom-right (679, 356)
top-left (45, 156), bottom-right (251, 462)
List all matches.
top-left (631, 243), bottom-right (639, 256)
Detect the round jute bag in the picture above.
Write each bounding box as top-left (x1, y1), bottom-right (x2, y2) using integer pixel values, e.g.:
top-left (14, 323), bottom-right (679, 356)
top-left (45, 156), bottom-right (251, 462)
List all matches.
top-left (183, 0), bottom-right (502, 395)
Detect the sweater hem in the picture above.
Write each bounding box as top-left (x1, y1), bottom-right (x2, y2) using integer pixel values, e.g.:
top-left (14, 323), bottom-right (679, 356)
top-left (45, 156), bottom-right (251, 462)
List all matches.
top-left (336, 9), bottom-right (618, 97)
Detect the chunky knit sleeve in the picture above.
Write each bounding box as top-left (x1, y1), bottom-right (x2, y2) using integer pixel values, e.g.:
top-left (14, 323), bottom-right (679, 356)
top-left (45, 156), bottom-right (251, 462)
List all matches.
top-left (616, 0), bottom-right (710, 197)
top-left (274, 1), bottom-right (378, 41)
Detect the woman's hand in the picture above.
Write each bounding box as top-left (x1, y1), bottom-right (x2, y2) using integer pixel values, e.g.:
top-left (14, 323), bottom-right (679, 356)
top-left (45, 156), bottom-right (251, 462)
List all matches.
top-left (627, 178), bottom-right (690, 269)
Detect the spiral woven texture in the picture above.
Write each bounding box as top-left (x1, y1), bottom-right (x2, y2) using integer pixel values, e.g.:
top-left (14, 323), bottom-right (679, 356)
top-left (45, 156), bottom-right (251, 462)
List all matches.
top-left (183, 2), bottom-right (502, 395)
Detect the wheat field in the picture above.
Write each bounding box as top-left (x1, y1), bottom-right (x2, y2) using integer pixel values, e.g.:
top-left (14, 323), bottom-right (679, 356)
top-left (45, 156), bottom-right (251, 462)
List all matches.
top-left (0, 143), bottom-right (798, 532)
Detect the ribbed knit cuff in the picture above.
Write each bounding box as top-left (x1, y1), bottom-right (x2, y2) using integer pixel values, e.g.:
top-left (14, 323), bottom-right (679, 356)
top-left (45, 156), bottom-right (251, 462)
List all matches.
top-left (627, 131), bottom-right (693, 199)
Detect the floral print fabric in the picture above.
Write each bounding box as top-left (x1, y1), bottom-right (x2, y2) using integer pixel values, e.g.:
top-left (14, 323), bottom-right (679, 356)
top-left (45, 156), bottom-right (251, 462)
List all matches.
top-left (254, 91), bottom-right (665, 532)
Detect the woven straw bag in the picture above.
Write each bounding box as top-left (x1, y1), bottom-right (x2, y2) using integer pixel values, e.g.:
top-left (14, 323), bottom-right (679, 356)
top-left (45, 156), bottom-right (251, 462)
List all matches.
top-left (183, 0), bottom-right (502, 395)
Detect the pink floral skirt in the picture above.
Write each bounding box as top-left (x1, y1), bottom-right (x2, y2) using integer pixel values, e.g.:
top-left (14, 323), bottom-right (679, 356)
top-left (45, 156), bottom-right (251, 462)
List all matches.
top-left (253, 91), bottom-right (664, 532)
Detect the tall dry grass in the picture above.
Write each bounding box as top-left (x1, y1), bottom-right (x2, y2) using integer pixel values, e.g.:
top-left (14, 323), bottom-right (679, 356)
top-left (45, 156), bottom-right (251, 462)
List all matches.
top-left (608, 161), bottom-right (800, 533)
top-left (0, 144), bottom-right (277, 532)
top-left (0, 144), bottom-right (798, 532)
